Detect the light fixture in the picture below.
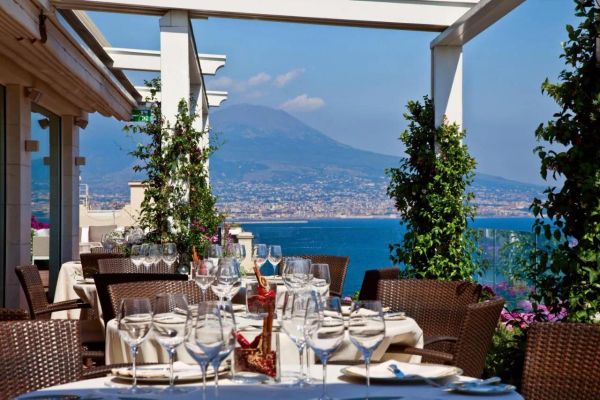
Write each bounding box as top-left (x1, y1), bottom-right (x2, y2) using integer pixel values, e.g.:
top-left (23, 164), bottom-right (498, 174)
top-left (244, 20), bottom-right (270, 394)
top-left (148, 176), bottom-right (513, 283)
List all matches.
top-left (38, 118), bottom-right (50, 130)
top-left (24, 87), bottom-right (42, 103)
top-left (74, 117), bottom-right (88, 129)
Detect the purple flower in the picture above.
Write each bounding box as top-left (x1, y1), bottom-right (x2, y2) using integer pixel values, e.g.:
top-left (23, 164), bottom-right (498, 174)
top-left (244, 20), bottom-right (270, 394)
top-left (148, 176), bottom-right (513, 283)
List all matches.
top-left (31, 215), bottom-right (49, 230)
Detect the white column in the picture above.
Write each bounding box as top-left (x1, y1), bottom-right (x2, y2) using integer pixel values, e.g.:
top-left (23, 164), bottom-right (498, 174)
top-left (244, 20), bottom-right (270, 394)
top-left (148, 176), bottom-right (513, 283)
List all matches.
top-left (4, 84), bottom-right (31, 308)
top-left (160, 10), bottom-right (191, 126)
top-left (61, 116), bottom-right (80, 263)
top-left (431, 45), bottom-right (463, 127)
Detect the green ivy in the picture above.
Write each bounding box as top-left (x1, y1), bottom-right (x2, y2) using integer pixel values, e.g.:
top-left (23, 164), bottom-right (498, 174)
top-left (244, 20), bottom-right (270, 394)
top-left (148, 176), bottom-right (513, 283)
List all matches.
top-left (386, 96), bottom-right (480, 281)
top-left (529, 0), bottom-right (600, 323)
top-left (124, 79), bottom-right (224, 260)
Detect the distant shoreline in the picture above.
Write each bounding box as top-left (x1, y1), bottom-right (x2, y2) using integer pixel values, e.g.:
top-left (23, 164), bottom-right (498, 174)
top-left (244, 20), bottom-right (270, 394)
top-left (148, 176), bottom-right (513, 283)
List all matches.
top-left (232, 215), bottom-right (535, 224)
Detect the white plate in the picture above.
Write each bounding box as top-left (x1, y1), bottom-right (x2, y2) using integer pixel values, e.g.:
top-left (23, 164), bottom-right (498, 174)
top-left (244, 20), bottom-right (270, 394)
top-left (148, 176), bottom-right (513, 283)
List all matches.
top-left (112, 363), bottom-right (227, 383)
top-left (446, 382), bottom-right (516, 395)
top-left (341, 361), bottom-right (462, 383)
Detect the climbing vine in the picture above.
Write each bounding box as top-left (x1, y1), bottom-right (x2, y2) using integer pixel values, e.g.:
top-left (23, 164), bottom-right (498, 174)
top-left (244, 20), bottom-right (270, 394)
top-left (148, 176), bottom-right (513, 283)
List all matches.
top-left (386, 96), bottom-right (480, 281)
top-left (529, 0), bottom-right (600, 323)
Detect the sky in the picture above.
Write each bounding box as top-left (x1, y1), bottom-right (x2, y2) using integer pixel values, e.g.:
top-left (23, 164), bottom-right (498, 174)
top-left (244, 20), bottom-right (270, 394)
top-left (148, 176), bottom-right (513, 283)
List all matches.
top-left (86, 0), bottom-right (578, 185)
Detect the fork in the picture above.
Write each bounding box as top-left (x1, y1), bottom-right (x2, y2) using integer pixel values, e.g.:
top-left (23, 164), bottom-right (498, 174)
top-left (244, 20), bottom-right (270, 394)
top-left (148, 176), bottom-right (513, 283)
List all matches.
top-left (387, 364), bottom-right (445, 388)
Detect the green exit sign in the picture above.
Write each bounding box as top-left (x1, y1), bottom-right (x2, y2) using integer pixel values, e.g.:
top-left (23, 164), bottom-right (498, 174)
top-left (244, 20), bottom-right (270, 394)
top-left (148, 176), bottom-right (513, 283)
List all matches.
top-left (131, 108), bottom-right (152, 123)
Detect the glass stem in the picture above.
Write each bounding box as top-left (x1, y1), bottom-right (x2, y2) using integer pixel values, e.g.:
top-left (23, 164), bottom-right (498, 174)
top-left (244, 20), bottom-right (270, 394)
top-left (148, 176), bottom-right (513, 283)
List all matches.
top-left (168, 349), bottom-right (175, 387)
top-left (212, 359), bottom-right (220, 396)
top-left (131, 345), bottom-right (138, 390)
top-left (365, 355), bottom-right (371, 398)
top-left (201, 363), bottom-right (208, 393)
top-left (298, 346), bottom-right (305, 382)
top-left (322, 360), bottom-right (328, 398)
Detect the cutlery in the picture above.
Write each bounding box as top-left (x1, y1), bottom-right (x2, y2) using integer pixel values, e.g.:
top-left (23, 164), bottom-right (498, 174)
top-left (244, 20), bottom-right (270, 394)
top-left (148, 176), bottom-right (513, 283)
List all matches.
top-left (387, 364), bottom-right (443, 388)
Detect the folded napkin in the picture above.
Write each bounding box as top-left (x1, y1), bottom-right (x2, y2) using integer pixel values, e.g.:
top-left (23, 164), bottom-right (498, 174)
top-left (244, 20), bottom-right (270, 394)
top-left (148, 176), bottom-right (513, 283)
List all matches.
top-left (384, 312), bottom-right (406, 321)
top-left (112, 362), bottom-right (201, 378)
top-left (347, 360), bottom-right (458, 380)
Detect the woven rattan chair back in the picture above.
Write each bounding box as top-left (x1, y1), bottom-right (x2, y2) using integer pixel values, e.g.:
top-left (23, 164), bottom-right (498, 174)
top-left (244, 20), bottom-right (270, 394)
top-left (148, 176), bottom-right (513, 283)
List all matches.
top-left (522, 322), bottom-right (600, 400)
top-left (453, 296), bottom-right (504, 377)
top-left (358, 267), bottom-right (400, 300)
top-left (94, 273), bottom-right (188, 326)
top-left (0, 307), bottom-right (29, 321)
top-left (294, 255), bottom-right (349, 297)
top-left (80, 253), bottom-right (124, 278)
top-left (99, 258), bottom-right (175, 275)
top-left (90, 246), bottom-right (123, 254)
top-left (376, 279), bottom-right (481, 353)
top-left (15, 265), bottom-right (51, 319)
top-left (0, 320), bottom-right (82, 399)
top-left (107, 280), bottom-right (213, 321)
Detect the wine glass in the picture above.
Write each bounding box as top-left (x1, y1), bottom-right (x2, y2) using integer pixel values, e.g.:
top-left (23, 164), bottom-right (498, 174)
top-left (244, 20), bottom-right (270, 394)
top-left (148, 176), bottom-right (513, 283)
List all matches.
top-left (210, 301), bottom-right (236, 396)
top-left (305, 295), bottom-right (345, 400)
top-left (253, 244), bottom-right (268, 270)
top-left (141, 243), bottom-right (152, 271)
top-left (310, 263), bottom-right (331, 297)
top-left (228, 243), bottom-right (246, 265)
top-left (118, 298), bottom-right (153, 394)
top-left (152, 293), bottom-right (188, 393)
top-left (348, 300), bottom-right (386, 397)
top-left (211, 257), bottom-right (241, 302)
top-left (162, 243), bottom-right (178, 272)
top-left (282, 258), bottom-right (311, 293)
top-left (268, 245), bottom-right (283, 273)
top-left (194, 259), bottom-right (217, 302)
top-left (130, 245), bottom-right (144, 271)
top-left (281, 290), bottom-right (313, 386)
top-left (184, 301), bottom-right (225, 397)
top-left (207, 244), bottom-right (223, 267)
top-left (149, 244), bottom-right (162, 272)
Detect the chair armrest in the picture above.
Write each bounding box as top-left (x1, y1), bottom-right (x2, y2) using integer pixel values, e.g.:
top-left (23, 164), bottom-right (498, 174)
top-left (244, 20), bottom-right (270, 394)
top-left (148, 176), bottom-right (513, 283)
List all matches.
top-left (36, 299), bottom-right (91, 316)
top-left (393, 345), bottom-right (455, 363)
top-left (424, 335), bottom-right (459, 346)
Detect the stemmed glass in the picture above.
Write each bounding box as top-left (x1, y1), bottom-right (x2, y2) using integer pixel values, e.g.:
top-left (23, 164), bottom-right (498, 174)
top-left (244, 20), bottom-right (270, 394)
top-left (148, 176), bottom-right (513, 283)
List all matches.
top-left (305, 295), bottom-right (345, 400)
top-left (118, 298), bottom-right (153, 394)
top-left (207, 244), bottom-right (223, 267)
top-left (184, 302), bottom-right (225, 399)
top-left (130, 245), bottom-right (144, 271)
top-left (152, 293), bottom-right (188, 393)
top-left (162, 243), bottom-right (178, 272)
top-left (281, 290), bottom-right (313, 386)
top-left (194, 259), bottom-right (217, 302)
top-left (253, 244), bottom-right (269, 273)
top-left (228, 243), bottom-right (246, 265)
top-left (210, 301), bottom-right (236, 396)
top-left (149, 244), bottom-right (162, 272)
top-left (311, 263), bottom-right (331, 296)
top-left (141, 243), bottom-right (152, 271)
top-left (211, 257), bottom-right (242, 303)
top-left (282, 258), bottom-right (311, 293)
top-left (348, 300), bottom-right (386, 397)
top-left (268, 245), bottom-right (283, 274)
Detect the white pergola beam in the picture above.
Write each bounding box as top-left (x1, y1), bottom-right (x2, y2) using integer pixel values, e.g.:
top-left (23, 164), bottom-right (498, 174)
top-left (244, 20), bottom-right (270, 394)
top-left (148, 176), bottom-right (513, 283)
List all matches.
top-left (136, 87), bottom-right (227, 108)
top-left (432, 45), bottom-right (463, 127)
top-left (52, 0), bottom-right (479, 31)
top-left (105, 47), bottom-right (226, 75)
top-left (431, 0), bottom-right (524, 47)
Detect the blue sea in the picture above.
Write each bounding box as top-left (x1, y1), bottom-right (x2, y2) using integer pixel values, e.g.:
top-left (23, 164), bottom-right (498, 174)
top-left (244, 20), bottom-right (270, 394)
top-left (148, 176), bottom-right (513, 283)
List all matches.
top-left (241, 218), bottom-right (536, 297)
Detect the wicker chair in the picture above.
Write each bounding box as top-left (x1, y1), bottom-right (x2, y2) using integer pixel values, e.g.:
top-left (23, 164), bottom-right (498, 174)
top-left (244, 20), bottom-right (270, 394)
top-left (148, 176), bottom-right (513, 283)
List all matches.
top-left (15, 265), bottom-right (91, 319)
top-left (358, 267), bottom-right (400, 300)
top-left (80, 252), bottom-right (124, 278)
top-left (94, 273), bottom-right (188, 326)
top-left (90, 246), bottom-right (124, 254)
top-left (0, 320), bottom-right (154, 399)
top-left (107, 280), bottom-right (213, 323)
top-left (293, 255), bottom-right (349, 297)
top-left (98, 257), bottom-right (175, 274)
top-left (521, 322), bottom-right (600, 400)
top-left (376, 279), bottom-right (502, 377)
top-left (0, 307), bottom-right (28, 321)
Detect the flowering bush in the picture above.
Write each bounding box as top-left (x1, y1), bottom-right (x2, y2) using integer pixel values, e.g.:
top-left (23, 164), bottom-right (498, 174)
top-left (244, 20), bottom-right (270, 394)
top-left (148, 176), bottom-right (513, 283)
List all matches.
top-left (31, 215), bottom-right (49, 230)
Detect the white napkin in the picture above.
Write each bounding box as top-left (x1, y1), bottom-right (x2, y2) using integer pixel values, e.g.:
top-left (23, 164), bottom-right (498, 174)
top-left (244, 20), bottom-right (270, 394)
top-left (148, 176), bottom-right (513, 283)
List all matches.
top-left (347, 360), bottom-right (459, 380)
top-left (112, 362), bottom-right (201, 378)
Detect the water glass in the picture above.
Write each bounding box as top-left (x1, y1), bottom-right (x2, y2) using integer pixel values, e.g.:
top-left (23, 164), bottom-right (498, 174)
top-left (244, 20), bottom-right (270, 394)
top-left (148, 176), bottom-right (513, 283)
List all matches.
top-left (253, 244), bottom-right (268, 267)
top-left (268, 245), bottom-right (283, 270)
top-left (149, 244), bottom-right (162, 271)
top-left (152, 293), bottom-right (188, 392)
top-left (305, 296), bottom-right (345, 400)
top-left (246, 281), bottom-right (277, 320)
top-left (211, 257), bottom-right (241, 302)
top-left (281, 290), bottom-right (313, 386)
top-left (228, 243), bottom-right (247, 264)
top-left (282, 258), bottom-right (311, 292)
top-left (348, 300), bottom-right (386, 396)
top-left (162, 243), bottom-right (178, 271)
top-left (311, 263), bottom-right (331, 296)
top-left (118, 298), bottom-right (153, 393)
top-left (130, 245), bottom-right (144, 271)
top-left (210, 301), bottom-right (236, 395)
top-left (194, 259), bottom-right (217, 302)
top-left (184, 302), bottom-right (225, 397)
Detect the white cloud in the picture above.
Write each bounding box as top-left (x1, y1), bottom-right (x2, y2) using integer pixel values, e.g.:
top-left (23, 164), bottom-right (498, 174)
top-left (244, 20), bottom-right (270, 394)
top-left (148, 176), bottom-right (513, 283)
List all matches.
top-left (275, 68), bottom-right (305, 87)
top-left (210, 76), bottom-right (236, 90)
top-left (247, 72), bottom-right (271, 86)
top-left (279, 94), bottom-right (325, 112)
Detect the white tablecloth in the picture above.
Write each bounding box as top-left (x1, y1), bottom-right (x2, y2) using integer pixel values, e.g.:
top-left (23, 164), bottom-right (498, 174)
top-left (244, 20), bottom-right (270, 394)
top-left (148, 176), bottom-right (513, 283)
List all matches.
top-left (52, 261), bottom-right (85, 319)
top-left (105, 314), bottom-right (423, 365)
top-left (17, 364), bottom-right (523, 400)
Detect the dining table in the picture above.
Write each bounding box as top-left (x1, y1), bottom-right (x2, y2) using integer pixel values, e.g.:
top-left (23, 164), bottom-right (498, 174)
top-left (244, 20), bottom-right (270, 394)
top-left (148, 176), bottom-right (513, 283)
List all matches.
top-left (17, 363), bottom-right (524, 400)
